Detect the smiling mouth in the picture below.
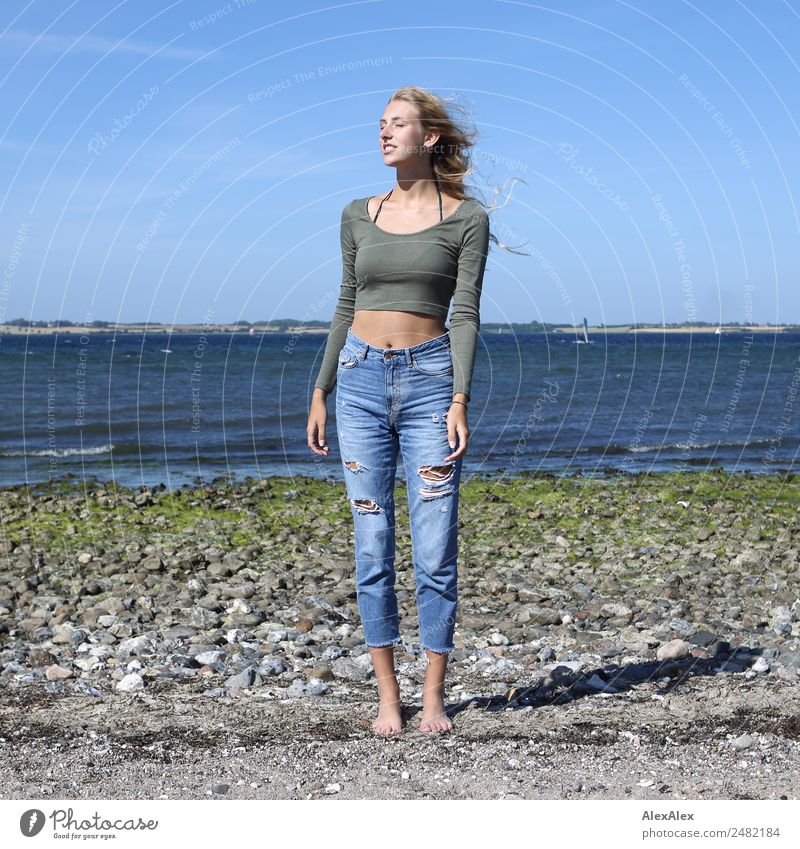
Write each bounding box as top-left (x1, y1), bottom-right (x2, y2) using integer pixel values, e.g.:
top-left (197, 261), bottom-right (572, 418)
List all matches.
top-left (383, 145), bottom-right (396, 152)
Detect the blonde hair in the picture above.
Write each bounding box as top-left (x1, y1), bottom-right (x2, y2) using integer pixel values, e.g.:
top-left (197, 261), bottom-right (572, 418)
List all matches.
top-left (386, 85), bottom-right (530, 255)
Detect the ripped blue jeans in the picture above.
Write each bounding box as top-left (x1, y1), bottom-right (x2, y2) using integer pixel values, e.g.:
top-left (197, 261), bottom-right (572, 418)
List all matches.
top-left (335, 327), bottom-right (463, 654)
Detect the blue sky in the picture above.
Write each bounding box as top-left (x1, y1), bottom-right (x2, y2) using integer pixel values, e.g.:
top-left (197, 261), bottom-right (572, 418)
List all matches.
top-left (1, 0), bottom-right (798, 327)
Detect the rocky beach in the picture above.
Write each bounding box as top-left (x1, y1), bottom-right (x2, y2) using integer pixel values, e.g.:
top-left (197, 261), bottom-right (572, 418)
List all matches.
top-left (0, 470), bottom-right (798, 800)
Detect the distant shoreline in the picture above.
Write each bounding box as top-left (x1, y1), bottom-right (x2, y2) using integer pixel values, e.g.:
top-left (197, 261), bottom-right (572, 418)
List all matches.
top-left (0, 323), bottom-right (793, 336)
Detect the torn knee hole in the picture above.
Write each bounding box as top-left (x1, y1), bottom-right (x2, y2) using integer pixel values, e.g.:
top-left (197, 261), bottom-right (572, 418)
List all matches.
top-left (345, 460), bottom-right (368, 472)
top-left (419, 486), bottom-right (454, 500)
top-left (351, 498), bottom-right (381, 513)
top-left (418, 463), bottom-right (454, 484)
top-left (418, 463), bottom-right (455, 500)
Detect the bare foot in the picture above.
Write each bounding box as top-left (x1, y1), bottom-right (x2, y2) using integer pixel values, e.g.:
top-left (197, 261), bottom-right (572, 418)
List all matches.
top-left (419, 648), bottom-right (454, 732)
top-left (372, 694), bottom-right (404, 735)
top-left (368, 645), bottom-right (404, 735)
top-left (419, 696), bottom-right (453, 733)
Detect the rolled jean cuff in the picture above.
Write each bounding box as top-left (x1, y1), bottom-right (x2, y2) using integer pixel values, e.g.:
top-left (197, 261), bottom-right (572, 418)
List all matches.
top-left (420, 642), bottom-right (454, 654)
top-left (365, 636), bottom-right (403, 649)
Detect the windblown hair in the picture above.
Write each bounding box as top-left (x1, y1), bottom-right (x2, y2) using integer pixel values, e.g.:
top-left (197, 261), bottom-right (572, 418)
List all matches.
top-left (386, 85), bottom-right (530, 255)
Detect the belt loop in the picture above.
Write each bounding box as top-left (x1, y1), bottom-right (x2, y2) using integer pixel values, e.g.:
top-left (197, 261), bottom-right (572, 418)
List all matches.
top-left (404, 346), bottom-right (412, 366)
top-left (361, 343), bottom-right (369, 360)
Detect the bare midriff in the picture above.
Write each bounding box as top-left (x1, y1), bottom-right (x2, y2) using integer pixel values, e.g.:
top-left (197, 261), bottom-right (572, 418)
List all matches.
top-left (350, 309), bottom-right (446, 349)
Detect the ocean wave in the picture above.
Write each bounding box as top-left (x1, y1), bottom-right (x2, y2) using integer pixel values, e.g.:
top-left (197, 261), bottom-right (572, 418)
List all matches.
top-left (1, 443), bottom-right (114, 458)
top-left (536, 437), bottom-right (782, 458)
top-left (627, 437), bottom-right (776, 454)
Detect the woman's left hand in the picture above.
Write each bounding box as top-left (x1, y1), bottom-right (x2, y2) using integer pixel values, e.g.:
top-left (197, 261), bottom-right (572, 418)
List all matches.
top-left (442, 403), bottom-right (469, 462)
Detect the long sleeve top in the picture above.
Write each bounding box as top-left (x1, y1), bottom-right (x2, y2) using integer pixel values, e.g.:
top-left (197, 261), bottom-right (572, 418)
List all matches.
top-left (313, 196), bottom-right (490, 399)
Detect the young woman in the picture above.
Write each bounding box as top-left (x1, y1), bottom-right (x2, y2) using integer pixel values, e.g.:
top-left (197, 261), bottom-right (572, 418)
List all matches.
top-left (307, 86), bottom-right (494, 735)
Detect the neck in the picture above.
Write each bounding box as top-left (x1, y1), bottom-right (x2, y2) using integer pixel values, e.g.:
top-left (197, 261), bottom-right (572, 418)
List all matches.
top-left (389, 171), bottom-right (440, 205)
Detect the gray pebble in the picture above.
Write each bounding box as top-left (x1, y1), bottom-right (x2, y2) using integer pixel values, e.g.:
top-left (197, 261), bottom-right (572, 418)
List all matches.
top-left (306, 677), bottom-right (329, 696)
top-left (285, 678), bottom-right (307, 697)
top-left (257, 657), bottom-right (285, 677)
top-left (656, 639), bottom-right (690, 660)
top-left (225, 667), bottom-right (256, 689)
top-left (195, 650), bottom-right (225, 665)
top-left (751, 657), bottom-right (770, 673)
top-left (116, 672), bottom-right (144, 692)
top-left (731, 734), bottom-right (755, 750)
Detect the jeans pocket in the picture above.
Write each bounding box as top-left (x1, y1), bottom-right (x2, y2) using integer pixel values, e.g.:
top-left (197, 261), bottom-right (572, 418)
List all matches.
top-left (338, 349), bottom-right (358, 369)
top-left (411, 347), bottom-right (453, 376)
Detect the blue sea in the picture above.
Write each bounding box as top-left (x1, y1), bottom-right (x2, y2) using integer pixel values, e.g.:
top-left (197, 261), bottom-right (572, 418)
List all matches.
top-left (0, 329), bottom-right (798, 490)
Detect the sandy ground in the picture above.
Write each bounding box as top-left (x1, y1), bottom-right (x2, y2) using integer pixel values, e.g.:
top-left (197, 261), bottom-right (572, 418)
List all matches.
top-left (2, 472), bottom-right (799, 802)
top-left (1, 672), bottom-right (798, 801)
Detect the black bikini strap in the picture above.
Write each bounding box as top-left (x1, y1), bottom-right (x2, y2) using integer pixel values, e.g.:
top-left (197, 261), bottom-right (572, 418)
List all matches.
top-left (373, 185), bottom-right (443, 222)
top-left (373, 189), bottom-right (393, 223)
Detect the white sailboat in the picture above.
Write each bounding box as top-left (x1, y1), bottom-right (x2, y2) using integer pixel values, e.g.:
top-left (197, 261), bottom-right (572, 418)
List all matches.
top-left (573, 317), bottom-right (594, 344)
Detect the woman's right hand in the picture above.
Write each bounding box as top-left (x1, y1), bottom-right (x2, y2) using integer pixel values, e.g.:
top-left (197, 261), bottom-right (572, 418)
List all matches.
top-left (307, 391), bottom-right (330, 457)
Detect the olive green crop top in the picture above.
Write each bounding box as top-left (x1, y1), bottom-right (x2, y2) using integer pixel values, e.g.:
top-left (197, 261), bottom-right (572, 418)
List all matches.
top-left (313, 195), bottom-right (490, 399)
